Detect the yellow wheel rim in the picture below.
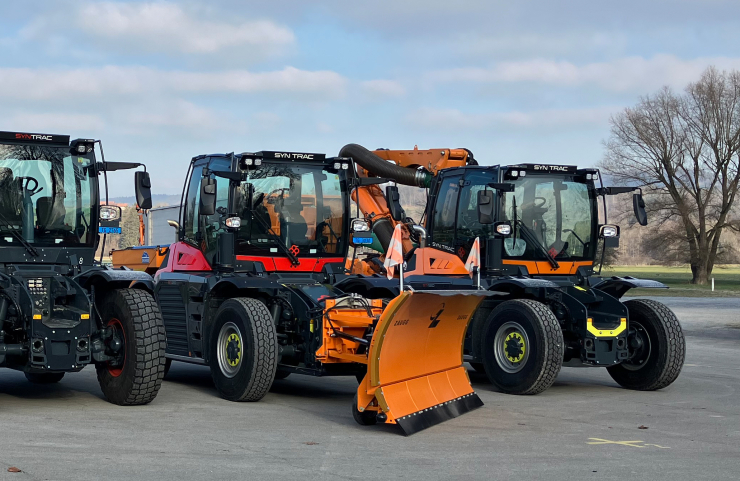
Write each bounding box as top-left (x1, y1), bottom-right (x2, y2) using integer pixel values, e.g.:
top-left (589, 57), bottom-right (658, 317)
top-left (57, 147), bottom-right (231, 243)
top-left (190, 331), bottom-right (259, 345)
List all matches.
top-left (226, 333), bottom-right (241, 367)
top-left (504, 332), bottom-right (526, 363)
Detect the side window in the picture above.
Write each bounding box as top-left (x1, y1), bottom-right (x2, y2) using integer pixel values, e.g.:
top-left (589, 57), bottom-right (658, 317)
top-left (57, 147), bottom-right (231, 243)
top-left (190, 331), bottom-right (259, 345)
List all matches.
top-left (431, 175), bottom-right (461, 251)
top-left (183, 161), bottom-right (207, 243)
top-left (200, 157), bottom-right (232, 259)
top-left (456, 176), bottom-right (494, 242)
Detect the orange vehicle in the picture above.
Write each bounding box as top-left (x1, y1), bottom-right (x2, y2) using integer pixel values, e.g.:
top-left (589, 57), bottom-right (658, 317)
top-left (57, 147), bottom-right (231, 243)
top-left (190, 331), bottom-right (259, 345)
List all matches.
top-left (113, 149), bottom-right (491, 434)
top-left (334, 143), bottom-right (685, 397)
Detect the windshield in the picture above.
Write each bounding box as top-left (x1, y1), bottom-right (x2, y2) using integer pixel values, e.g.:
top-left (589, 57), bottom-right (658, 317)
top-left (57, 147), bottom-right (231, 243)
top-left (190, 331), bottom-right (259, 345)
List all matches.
top-left (0, 143), bottom-right (96, 247)
top-left (501, 175), bottom-right (596, 261)
top-left (235, 164), bottom-right (347, 257)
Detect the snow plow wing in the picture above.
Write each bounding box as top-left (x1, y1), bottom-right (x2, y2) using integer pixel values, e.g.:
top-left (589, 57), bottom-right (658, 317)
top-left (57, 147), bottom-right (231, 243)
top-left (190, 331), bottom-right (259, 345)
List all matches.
top-left (357, 290), bottom-right (492, 435)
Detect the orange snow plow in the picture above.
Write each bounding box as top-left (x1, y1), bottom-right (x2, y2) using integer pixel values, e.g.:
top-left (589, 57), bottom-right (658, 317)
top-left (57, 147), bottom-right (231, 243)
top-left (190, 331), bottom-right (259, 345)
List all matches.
top-left (341, 290), bottom-right (491, 434)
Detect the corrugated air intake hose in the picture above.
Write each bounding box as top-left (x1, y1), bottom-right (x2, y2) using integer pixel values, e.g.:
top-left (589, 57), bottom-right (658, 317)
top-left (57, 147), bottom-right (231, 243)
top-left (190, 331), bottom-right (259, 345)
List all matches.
top-left (338, 144), bottom-right (433, 188)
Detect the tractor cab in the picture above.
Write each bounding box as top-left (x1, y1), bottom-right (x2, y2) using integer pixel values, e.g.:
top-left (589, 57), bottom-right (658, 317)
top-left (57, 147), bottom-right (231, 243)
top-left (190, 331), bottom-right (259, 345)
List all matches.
top-left (164, 151), bottom-right (350, 276)
top-left (0, 131), bottom-right (166, 406)
top-left (497, 164), bottom-right (600, 276)
top-left (425, 163), bottom-right (646, 280)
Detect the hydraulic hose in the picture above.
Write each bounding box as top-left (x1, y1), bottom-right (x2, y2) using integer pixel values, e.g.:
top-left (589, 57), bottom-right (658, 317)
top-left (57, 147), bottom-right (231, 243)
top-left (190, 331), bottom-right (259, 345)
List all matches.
top-left (338, 144), bottom-right (433, 188)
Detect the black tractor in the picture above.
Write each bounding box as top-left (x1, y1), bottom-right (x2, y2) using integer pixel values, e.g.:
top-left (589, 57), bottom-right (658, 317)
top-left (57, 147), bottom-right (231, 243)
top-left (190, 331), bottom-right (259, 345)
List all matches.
top-left (0, 131), bottom-right (166, 405)
top-left (338, 145), bottom-right (686, 396)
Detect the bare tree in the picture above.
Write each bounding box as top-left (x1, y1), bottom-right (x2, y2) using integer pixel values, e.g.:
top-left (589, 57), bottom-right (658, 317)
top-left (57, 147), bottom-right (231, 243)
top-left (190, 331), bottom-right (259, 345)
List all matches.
top-left (601, 67), bottom-right (740, 284)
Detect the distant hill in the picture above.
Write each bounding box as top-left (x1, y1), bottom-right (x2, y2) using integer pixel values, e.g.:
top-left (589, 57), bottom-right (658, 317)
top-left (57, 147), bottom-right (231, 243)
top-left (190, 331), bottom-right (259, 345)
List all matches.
top-left (108, 194), bottom-right (181, 208)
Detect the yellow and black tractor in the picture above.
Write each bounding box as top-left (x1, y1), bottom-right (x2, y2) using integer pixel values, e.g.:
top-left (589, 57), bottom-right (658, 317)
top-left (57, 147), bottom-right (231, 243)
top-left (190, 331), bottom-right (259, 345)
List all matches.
top-left (336, 144), bottom-right (685, 396)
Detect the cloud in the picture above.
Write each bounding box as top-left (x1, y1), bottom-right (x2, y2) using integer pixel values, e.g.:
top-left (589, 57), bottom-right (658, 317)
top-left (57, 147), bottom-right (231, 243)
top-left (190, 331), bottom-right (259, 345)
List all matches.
top-left (0, 66), bottom-right (347, 100)
top-left (407, 106), bottom-right (618, 131)
top-left (359, 80), bottom-right (406, 99)
top-left (32, 2), bottom-right (295, 56)
top-left (430, 55), bottom-right (740, 92)
top-left (4, 112), bottom-right (105, 132)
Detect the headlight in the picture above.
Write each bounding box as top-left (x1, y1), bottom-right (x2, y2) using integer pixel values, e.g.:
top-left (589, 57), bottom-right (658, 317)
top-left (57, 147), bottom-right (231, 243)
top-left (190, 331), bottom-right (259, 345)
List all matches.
top-left (601, 225), bottom-right (619, 237)
top-left (352, 219), bottom-right (370, 232)
top-left (99, 206), bottom-right (120, 221)
top-left (225, 217), bottom-right (241, 228)
top-left (495, 223), bottom-right (512, 235)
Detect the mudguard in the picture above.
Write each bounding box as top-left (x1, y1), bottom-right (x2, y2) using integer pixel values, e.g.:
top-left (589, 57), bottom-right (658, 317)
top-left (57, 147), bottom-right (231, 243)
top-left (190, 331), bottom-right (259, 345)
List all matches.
top-left (592, 276), bottom-right (667, 299)
top-left (76, 267), bottom-right (154, 290)
top-left (358, 290), bottom-right (492, 435)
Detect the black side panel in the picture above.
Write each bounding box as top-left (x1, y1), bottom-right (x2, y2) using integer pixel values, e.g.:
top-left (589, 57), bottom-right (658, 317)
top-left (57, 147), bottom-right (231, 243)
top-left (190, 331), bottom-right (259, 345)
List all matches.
top-left (158, 284), bottom-right (189, 356)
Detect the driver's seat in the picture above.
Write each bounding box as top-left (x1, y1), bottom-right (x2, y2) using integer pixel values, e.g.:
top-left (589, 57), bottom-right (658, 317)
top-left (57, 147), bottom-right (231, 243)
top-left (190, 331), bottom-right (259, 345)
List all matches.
top-left (36, 197), bottom-right (67, 231)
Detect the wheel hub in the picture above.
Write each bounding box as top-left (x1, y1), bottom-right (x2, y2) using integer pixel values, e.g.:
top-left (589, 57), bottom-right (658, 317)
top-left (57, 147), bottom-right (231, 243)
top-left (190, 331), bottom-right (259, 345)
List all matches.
top-left (217, 322), bottom-right (244, 378)
top-left (622, 321), bottom-right (652, 371)
top-left (504, 332), bottom-right (526, 362)
top-left (225, 334), bottom-right (241, 367)
top-left (494, 321), bottom-right (530, 373)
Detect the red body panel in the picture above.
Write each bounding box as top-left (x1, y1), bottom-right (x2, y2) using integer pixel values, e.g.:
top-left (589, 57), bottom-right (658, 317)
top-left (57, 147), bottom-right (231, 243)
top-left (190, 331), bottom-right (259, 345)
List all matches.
top-left (157, 242), bottom-right (212, 275)
top-left (236, 256), bottom-right (344, 273)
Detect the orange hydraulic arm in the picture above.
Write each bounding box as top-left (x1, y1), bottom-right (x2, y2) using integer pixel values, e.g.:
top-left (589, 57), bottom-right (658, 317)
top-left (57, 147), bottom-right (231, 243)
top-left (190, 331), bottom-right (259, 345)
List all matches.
top-left (340, 144), bottom-right (473, 275)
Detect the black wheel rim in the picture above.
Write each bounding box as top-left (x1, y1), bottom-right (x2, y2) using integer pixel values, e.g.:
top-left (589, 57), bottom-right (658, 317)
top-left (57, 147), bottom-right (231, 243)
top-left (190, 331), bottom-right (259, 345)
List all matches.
top-left (622, 320), bottom-right (652, 371)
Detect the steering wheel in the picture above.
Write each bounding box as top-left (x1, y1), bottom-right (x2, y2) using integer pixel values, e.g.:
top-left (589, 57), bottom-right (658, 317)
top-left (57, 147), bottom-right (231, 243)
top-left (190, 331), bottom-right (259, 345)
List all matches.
top-left (458, 211), bottom-right (478, 230)
top-left (267, 188), bottom-right (290, 202)
top-left (18, 176), bottom-right (42, 195)
top-left (534, 197), bottom-right (547, 208)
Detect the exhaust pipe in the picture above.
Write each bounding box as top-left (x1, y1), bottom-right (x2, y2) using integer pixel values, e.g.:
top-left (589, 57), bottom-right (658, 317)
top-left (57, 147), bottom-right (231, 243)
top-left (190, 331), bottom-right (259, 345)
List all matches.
top-left (338, 144), bottom-right (433, 188)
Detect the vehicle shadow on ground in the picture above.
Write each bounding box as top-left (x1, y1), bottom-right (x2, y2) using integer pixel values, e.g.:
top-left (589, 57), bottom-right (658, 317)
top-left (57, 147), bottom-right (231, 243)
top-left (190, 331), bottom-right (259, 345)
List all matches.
top-left (467, 367), bottom-right (626, 394)
top-left (0, 371), bottom-right (111, 403)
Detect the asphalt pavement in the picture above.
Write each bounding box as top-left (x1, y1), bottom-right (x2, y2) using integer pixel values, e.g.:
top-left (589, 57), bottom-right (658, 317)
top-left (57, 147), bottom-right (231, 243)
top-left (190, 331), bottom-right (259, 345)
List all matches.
top-left (0, 297), bottom-right (738, 481)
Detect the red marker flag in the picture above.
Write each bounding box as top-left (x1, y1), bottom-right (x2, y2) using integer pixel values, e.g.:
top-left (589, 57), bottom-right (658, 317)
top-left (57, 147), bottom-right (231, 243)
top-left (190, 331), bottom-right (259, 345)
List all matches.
top-left (383, 224), bottom-right (404, 280)
top-left (465, 237), bottom-right (481, 279)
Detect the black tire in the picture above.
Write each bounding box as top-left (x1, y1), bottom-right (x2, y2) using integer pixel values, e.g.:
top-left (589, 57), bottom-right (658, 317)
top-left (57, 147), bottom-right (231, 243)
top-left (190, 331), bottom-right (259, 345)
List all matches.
top-left (96, 289), bottom-right (167, 406)
top-left (607, 299), bottom-right (685, 391)
top-left (25, 372), bottom-right (64, 384)
top-left (481, 299), bottom-right (563, 395)
top-left (209, 298), bottom-right (278, 401)
top-left (469, 362), bottom-right (486, 374)
top-left (163, 358), bottom-right (172, 378)
top-left (351, 393), bottom-right (377, 426)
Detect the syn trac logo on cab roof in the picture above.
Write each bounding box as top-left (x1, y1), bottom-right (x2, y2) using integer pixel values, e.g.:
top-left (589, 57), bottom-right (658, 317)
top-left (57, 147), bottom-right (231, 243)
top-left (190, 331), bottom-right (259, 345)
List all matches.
top-left (15, 133), bottom-right (53, 141)
top-left (533, 164), bottom-right (569, 172)
top-left (274, 152), bottom-right (315, 160)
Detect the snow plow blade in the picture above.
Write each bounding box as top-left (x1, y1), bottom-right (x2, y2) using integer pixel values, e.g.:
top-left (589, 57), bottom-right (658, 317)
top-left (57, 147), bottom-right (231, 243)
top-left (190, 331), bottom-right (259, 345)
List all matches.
top-left (357, 290), bottom-right (492, 435)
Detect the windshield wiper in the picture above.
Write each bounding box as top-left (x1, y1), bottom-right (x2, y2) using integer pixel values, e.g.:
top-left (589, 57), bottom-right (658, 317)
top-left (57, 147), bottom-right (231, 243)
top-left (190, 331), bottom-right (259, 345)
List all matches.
top-left (0, 212), bottom-right (39, 257)
top-left (248, 211), bottom-right (300, 266)
top-left (515, 220), bottom-right (559, 269)
top-left (511, 195), bottom-right (558, 269)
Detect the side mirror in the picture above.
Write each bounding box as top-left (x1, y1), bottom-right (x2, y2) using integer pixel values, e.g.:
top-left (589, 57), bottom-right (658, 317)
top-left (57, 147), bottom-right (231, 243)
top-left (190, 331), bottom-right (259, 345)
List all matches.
top-left (199, 177), bottom-right (217, 216)
top-left (134, 171), bottom-right (152, 210)
top-left (385, 185), bottom-right (405, 222)
top-left (477, 190), bottom-right (494, 224)
top-left (633, 193), bottom-right (647, 226)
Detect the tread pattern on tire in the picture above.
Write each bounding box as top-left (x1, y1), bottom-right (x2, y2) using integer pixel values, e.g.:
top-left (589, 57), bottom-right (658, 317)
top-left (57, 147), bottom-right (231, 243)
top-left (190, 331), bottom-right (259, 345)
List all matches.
top-left (96, 289), bottom-right (167, 405)
top-left (512, 299), bottom-right (564, 395)
top-left (608, 299), bottom-right (685, 391)
top-left (227, 298), bottom-right (278, 402)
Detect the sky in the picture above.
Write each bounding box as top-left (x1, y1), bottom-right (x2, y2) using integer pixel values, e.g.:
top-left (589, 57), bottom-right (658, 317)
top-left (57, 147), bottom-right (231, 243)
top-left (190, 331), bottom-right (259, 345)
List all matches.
top-left (2, 0), bottom-right (740, 196)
